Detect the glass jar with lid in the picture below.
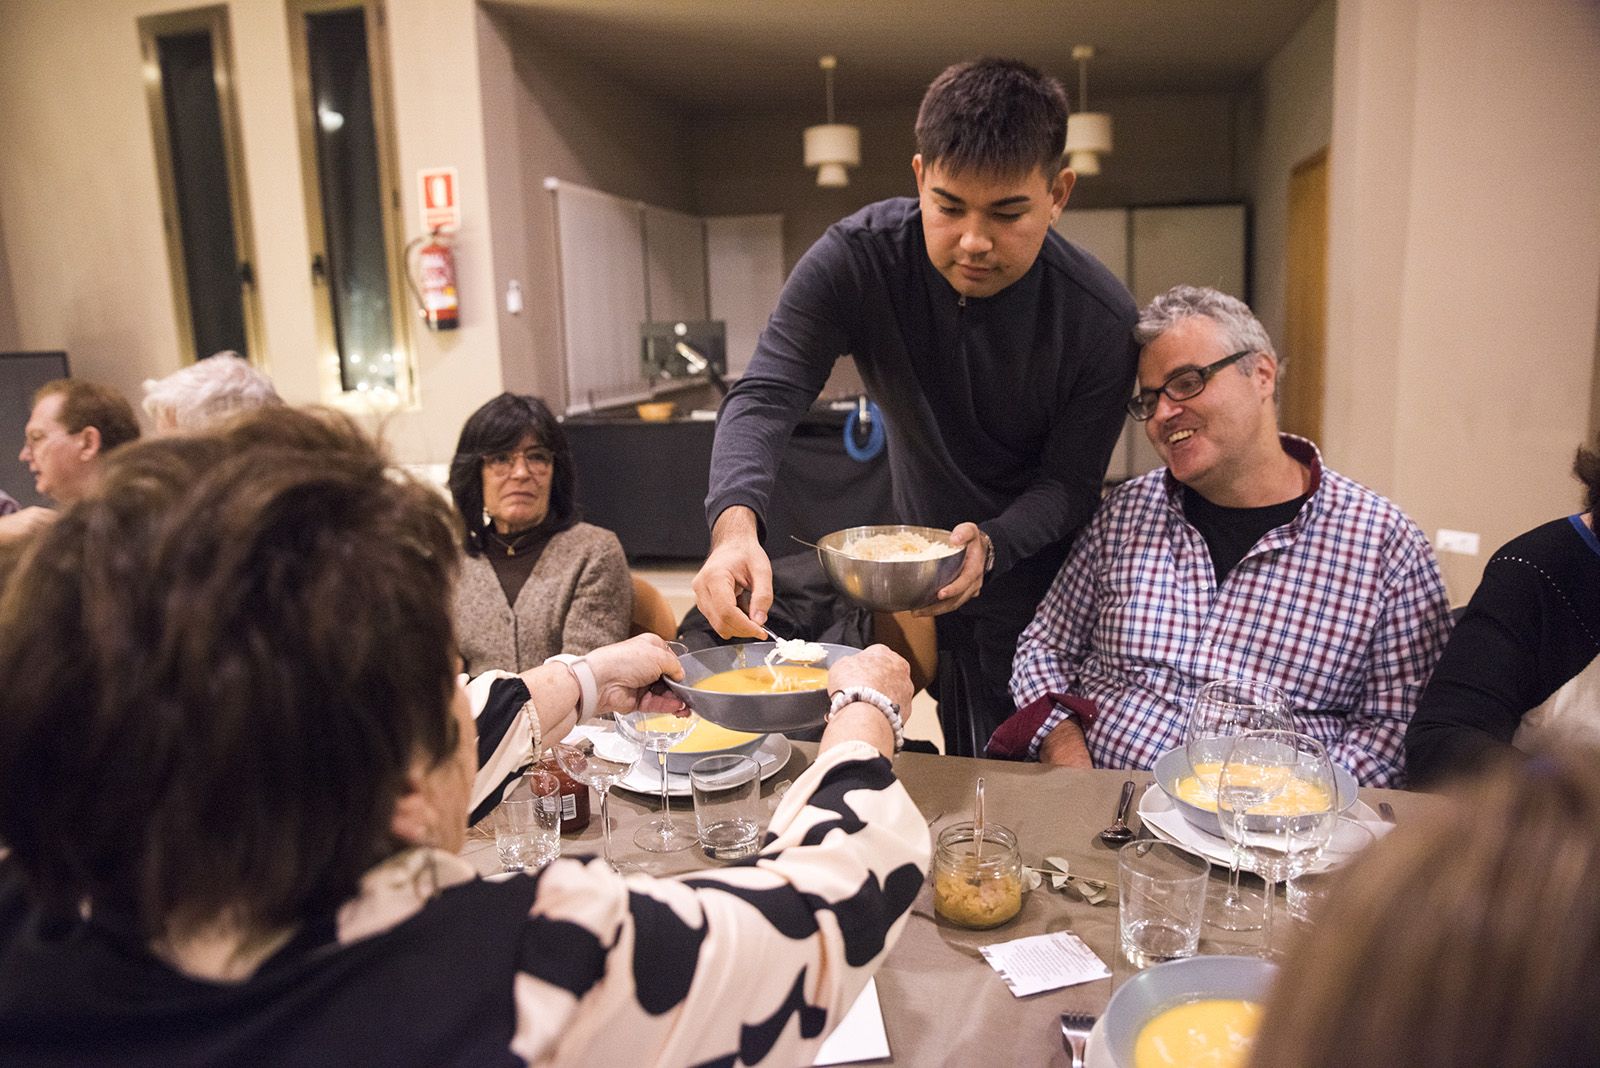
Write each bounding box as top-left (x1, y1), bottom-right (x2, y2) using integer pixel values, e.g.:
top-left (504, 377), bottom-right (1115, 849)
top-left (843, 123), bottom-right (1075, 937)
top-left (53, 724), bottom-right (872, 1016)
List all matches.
top-left (932, 820), bottom-right (1024, 929)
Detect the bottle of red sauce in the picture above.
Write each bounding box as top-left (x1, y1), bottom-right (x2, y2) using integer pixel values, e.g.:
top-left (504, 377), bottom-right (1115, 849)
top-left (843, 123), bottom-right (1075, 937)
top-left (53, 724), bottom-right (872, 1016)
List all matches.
top-left (538, 754), bottom-right (591, 833)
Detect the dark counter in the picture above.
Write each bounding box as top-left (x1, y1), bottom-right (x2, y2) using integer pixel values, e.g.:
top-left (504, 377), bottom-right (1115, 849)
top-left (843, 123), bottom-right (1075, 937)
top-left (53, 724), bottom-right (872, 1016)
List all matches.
top-left (565, 410), bottom-right (895, 562)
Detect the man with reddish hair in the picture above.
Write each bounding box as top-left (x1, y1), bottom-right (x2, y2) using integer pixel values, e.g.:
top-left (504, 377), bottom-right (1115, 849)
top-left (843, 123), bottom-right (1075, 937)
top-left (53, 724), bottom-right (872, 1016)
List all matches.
top-left (1, 378), bottom-right (140, 550)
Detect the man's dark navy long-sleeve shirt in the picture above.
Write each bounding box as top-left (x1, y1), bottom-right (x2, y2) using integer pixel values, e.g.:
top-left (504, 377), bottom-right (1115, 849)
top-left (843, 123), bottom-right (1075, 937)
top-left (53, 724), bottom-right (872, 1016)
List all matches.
top-left (707, 196), bottom-right (1138, 588)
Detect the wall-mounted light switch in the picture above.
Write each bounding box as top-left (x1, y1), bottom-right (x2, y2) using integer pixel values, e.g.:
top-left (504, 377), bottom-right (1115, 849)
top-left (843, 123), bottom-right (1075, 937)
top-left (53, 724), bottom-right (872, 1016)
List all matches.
top-left (1435, 529), bottom-right (1480, 555)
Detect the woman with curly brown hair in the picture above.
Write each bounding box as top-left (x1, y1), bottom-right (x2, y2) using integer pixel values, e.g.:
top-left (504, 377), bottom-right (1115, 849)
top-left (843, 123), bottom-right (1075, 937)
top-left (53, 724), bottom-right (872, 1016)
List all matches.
top-left (0, 408), bottom-right (927, 1066)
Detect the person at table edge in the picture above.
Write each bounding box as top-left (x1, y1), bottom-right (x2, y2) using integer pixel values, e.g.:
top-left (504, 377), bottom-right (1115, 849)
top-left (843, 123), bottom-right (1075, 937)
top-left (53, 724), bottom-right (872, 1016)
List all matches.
top-left (695, 57), bottom-right (1138, 755)
top-left (0, 378), bottom-right (140, 554)
top-left (1405, 436), bottom-right (1600, 787)
top-left (997, 285), bottom-right (1452, 787)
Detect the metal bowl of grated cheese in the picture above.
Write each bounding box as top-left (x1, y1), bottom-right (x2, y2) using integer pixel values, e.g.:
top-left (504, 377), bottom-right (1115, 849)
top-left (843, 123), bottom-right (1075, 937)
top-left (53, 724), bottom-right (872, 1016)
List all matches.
top-left (815, 524), bottom-right (966, 612)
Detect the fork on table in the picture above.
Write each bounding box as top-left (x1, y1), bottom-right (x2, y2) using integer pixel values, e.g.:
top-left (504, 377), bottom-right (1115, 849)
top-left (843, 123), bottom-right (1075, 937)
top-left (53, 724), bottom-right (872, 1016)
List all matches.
top-left (1059, 1010), bottom-right (1096, 1067)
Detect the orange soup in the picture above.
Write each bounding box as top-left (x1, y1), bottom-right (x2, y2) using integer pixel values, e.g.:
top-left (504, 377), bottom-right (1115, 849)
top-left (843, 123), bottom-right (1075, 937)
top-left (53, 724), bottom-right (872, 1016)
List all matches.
top-left (694, 665), bottom-right (830, 695)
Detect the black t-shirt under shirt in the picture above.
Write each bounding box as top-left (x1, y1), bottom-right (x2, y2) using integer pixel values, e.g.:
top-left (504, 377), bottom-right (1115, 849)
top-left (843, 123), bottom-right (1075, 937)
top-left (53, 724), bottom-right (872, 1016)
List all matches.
top-left (1182, 485), bottom-right (1312, 584)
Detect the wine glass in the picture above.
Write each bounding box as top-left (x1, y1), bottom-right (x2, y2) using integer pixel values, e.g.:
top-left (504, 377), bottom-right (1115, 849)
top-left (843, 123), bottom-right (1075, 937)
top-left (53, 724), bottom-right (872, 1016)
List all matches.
top-left (551, 730), bottom-right (643, 873)
top-left (1185, 678), bottom-right (1293, 931)
top-left (1216, 729), bottom-right (1337, 958)
top-left (615, 706), bottom-right (700, 852)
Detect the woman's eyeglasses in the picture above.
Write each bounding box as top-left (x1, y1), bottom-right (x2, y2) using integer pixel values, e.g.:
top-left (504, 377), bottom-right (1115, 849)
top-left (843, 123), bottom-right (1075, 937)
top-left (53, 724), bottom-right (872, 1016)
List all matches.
top-left (1126, 350), bottom-right (1253, 421)
top-left (482, 447), bottom-right (554, 475)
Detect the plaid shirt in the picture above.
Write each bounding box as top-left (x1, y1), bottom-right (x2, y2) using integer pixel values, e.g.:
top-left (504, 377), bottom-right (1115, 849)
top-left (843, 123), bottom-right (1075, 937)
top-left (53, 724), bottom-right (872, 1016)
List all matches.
top-left (1011, 436), bottom-right (1451, 787)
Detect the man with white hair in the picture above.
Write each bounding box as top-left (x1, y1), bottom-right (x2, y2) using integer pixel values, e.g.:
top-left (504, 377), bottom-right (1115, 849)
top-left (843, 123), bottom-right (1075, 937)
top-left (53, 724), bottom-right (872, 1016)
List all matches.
top-left (996, 285), bottom-right (1452, 787)
top-left (142, 351), bottom-right (282, 433)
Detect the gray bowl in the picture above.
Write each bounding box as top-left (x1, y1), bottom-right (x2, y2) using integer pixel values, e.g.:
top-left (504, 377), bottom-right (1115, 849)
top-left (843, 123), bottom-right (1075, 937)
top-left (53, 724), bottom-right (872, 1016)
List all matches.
top-left (1102, 955), bottom-right (1278, 1067)
top-left (663, 641), bottom-right (858, 733)
top-left (1152, 746), bottom-right (1359, 839)
top-left (816, 525), bottom-right (966, 613)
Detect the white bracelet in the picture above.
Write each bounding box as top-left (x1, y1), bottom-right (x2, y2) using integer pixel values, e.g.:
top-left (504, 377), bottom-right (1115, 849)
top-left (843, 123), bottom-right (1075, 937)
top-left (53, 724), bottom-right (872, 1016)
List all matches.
top-left (545, 654), bottom-right (598, 723)
top-left (827, 686), bottom-right (905, 754)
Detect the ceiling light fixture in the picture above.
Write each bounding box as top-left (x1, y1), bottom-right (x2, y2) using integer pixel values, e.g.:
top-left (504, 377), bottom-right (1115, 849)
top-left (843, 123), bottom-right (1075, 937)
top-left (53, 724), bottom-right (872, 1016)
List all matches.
top-left (803, 55), bottom-right (859, 188)
top-left (1065, 45), bottom-right (1113, 177)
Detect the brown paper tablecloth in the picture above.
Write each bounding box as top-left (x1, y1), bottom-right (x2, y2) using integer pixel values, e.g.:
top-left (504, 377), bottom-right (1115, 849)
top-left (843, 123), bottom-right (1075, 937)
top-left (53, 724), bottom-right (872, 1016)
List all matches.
top-left (464, 744), bottom-right (1438, 1065)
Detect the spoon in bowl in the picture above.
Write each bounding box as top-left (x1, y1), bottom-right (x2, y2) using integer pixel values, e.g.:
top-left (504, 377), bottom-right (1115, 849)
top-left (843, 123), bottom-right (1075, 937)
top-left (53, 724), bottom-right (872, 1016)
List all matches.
top-left (1099, 780), bottom-right (1137, 845)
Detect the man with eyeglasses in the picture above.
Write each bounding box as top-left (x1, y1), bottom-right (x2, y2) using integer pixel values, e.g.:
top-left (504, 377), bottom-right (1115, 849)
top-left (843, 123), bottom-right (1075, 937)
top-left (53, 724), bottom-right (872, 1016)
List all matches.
top-left (695, 59), bottom-right (1138, 755)
top-left (995, 285), bottom-right (1452, 787)
top-left (1, 378), bottom-right (140, 551)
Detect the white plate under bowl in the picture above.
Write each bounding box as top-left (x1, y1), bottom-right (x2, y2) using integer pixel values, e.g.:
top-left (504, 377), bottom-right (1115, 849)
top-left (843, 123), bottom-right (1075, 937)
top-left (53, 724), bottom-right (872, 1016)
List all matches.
top-left (1100, 955), bottom-right (1278, 1068)
top-left (611, 733), bottom-right (793, 798)
top-left (1137, 784), bottom-right (1387, 876)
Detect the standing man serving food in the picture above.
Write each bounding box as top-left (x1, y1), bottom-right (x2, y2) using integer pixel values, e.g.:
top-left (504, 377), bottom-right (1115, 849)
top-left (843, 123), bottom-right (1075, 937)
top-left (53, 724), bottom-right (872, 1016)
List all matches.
top-left (695, 57), bottom-right (1138, 754)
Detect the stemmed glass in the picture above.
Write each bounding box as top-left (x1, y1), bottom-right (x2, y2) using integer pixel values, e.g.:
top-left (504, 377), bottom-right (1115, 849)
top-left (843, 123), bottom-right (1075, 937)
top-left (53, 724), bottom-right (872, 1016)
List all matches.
top-left (551, 730), bottom-right (643, 873)
top-left (1216, 729), bottom-right (1337, 958)
top-left (1185, 678), bottom-right (1293, 931)
top-left (615, 705), bottom-right (700, 852)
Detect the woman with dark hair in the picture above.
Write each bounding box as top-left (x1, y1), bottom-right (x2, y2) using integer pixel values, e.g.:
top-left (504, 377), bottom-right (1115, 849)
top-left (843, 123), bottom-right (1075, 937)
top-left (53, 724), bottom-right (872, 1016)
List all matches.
top-left (1406, 438), bottom-right (1600, 786)
top-left (0, 408), bottom-right (928, 1065)
top-left (448, 393), bottom-right (631, 673)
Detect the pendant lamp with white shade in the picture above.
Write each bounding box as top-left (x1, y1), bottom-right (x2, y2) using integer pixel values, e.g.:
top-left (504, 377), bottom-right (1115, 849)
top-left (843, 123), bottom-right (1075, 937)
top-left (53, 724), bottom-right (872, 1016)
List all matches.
top-left (804, 55), bottom-right (859, 188)
top-left (1065, 45), bottom-right (1112, 176)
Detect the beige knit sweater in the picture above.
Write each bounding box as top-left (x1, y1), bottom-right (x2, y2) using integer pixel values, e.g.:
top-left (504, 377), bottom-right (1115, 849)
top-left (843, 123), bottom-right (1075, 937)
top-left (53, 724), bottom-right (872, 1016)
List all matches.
top-left (452, 522), bottom-right (632, 674)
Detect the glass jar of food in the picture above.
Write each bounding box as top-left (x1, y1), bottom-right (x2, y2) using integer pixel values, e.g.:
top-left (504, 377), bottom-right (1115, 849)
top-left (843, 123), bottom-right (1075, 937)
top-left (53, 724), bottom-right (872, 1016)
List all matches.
top-left (537, 754), bottom-right (591, 833)
top-left (932, 821), bottom-right (1024, 929)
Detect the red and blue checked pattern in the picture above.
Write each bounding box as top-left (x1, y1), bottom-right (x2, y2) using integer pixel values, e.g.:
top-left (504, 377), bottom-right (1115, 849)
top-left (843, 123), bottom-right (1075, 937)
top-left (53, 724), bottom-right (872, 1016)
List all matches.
top-left (1011, 437), bottom-right (1452, 787)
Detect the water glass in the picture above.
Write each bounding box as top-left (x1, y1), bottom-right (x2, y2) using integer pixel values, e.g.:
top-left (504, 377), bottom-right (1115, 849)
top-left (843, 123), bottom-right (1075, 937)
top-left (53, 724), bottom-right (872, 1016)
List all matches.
top-left (495, 770), bottom-right (562, 873)
top-left (690, 754), bottom-right (763, 862)
top-left (1118, 840), bottom-right (1210, 968)
top-left (1285, 818), bottom-right (1376, 924)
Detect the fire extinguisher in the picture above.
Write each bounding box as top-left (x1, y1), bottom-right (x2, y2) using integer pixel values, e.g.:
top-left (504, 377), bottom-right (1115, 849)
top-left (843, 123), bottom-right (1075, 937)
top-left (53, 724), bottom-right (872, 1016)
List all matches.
top-left (405, 228), bottom-right (459, 331)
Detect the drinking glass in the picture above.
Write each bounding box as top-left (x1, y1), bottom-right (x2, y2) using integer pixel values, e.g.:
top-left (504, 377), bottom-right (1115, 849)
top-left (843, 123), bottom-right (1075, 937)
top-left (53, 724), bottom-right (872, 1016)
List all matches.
top-left (1185, 678), bottom-right (1294, 931)
top-left (552, 730), bottom-right (643, 873)
top-left (1285, 817), bottom-right (1376, 925)
top-left (690, 754), bottom-right (763, 861)
top-left (1117, 840), bottom-right (1211, 968)
top-left (616, 706), bottom-right (700, 852)
top-left (495, 770), bottom-right (562, 873)
top-left (1216, 729), bottom-right (1337, 958)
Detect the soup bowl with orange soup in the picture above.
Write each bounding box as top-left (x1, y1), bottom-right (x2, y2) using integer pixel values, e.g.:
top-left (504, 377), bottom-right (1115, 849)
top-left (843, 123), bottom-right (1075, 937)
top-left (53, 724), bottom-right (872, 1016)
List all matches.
top-left (1102, 955), bottom-right (1277, 1068)
top-left (1152, 746), bottom-right (1359, 839)
top-left (662, 641), bottom-right (860, 733)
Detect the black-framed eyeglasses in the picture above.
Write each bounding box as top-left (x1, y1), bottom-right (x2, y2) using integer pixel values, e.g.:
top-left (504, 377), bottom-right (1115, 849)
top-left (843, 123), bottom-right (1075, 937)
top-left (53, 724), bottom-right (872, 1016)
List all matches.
top-left (1126, 350), bottom-right (1253, 421)
top-left (482, 446), bottom-right (554, 475)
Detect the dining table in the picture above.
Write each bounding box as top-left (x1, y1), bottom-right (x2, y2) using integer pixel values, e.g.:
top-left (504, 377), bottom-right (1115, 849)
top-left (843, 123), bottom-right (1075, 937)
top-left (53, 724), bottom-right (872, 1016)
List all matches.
top-left (462, 743), bottom-right (1439, 1065)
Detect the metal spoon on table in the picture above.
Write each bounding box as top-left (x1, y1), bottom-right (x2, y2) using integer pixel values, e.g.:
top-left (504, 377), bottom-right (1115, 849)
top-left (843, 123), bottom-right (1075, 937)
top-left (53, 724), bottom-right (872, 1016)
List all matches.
top-left (1099, 780), bottom-right (1137, 845)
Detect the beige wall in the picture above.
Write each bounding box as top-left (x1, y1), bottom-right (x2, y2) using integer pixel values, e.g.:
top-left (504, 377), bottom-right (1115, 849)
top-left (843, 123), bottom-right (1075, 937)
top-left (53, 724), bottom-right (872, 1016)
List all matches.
top-left (1237, 0), bottom-right (1335, 357)
top-left (0, 0), bottom-right (502, 465)
top-left (1066, 92), bottom-right (1241, 211)
top-left (1325, 0), bottom-right (1600, 601)
top-left (477, 8), bottom-right (697, 406)
top-left (0, 202), bottom-right (18, 351)
top-left (0, 0), bottom-right (180, 409)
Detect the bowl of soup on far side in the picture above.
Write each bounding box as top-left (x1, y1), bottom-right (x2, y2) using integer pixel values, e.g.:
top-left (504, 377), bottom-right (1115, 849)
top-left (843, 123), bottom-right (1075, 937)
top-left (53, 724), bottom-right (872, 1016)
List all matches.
top-left (1152, 746), bottom-right (1359, 839)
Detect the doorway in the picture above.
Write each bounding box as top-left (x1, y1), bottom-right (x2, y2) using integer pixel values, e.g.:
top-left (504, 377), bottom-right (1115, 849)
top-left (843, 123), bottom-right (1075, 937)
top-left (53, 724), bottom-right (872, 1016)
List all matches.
top-left (1283, 148), bottom-right (1328, 442)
